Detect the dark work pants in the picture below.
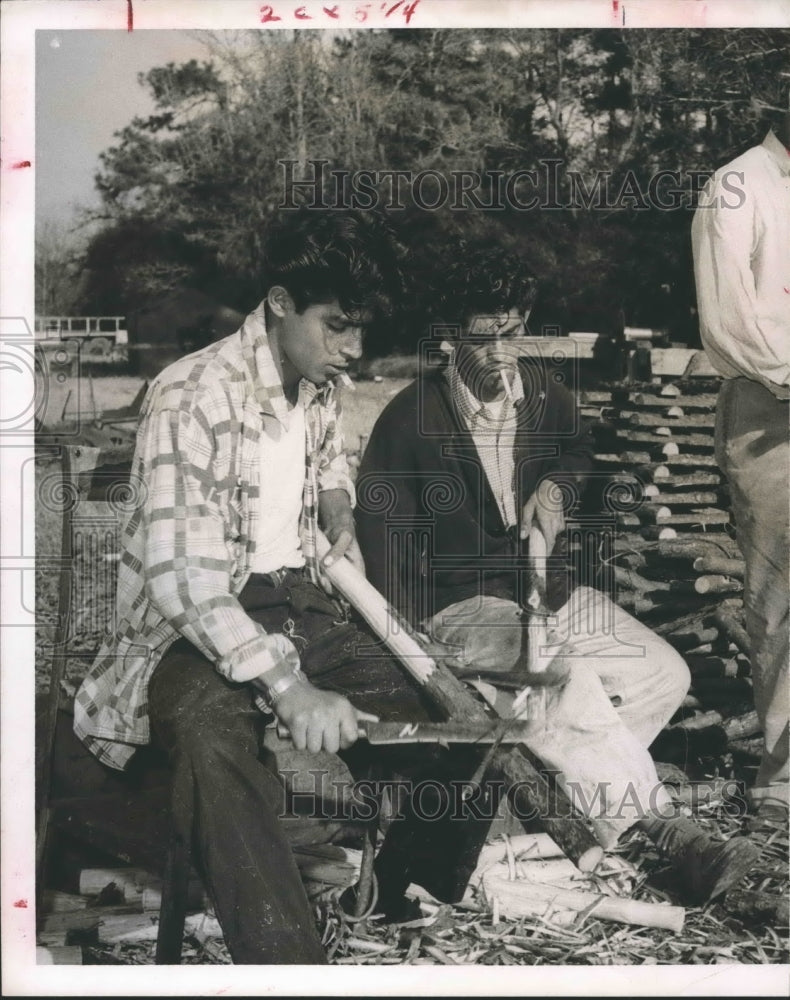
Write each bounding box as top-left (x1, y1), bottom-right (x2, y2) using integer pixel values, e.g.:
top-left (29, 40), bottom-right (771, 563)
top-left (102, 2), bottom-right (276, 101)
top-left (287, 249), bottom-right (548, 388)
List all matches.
top-left (148, 570), bottom-right (497, 964)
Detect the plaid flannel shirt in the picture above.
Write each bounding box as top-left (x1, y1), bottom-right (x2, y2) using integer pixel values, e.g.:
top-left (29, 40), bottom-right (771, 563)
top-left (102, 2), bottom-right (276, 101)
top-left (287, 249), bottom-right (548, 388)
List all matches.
top-left (73, 304), bottom-right (355, 769)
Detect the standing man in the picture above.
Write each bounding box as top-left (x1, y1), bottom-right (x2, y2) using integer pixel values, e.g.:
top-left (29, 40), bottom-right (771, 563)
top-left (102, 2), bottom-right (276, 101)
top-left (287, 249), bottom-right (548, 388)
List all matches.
top-left (74, 208), bottom-right (448, 963)
top-left (692, 101), bottom-right (790, 820)
top-left (356, 244), bottom-right (759, 901)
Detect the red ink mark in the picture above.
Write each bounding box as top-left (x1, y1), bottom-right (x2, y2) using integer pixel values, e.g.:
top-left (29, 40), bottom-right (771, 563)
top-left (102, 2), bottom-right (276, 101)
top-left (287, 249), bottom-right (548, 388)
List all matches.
top-left (784, 288), bottom-right (789, 294)
top-left (393, 0), bottom-right (420, 23)
top-left (127, 0), bottom-right (133, 32)
top-left (13, 899), bottom-right (28, 908)
top-left (355, 3), bottom-right (371, 20)
top-left (323, 5), bottom-right (340, 16)
top-left (295, 4), bottom-right (312, 17)
top-left (12, 160), bottom-right (31, 169)
top-left (260, 4), bottom-right (282, 22)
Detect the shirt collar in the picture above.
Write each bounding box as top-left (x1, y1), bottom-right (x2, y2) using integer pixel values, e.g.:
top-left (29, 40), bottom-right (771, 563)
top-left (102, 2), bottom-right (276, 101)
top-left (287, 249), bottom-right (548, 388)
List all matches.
top-left (444, 355), bottom-right (525, 427)
top-left (762, 129), bottom-right (790, 177)
top-left (239, 302), bottom-right (335, 422)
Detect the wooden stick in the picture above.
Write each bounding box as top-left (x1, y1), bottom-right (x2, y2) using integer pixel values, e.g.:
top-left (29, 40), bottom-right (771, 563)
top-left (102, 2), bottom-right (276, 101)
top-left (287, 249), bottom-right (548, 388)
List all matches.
top-left (525, 525), bottom-right (549, 722)
top-left (693, 555), bottom-right (745, 578)
top-left (316, 532), bottom-right (604, 873)
top-left (98, 912), bottom-right (223, 945)
top-left (713, 609), bottom-right (752, 657)
top-left (694, 575), bottom-right (743, 596)
top-left (79, 867), bottom-right (153, 902)
top-left (632, 393), bottom-right (718, 410)
top-left (481, 873), bottom-right (685, 932)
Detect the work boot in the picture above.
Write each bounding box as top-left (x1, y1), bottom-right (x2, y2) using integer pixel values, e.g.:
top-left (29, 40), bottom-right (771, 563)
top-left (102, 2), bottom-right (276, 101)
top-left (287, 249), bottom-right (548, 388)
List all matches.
top-left (649, 816), bottom-right (761, 904)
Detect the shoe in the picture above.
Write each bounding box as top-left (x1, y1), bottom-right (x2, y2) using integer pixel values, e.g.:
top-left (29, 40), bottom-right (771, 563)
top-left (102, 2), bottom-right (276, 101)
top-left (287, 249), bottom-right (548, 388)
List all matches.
top-left (654, 819), bottom-right (761, 904)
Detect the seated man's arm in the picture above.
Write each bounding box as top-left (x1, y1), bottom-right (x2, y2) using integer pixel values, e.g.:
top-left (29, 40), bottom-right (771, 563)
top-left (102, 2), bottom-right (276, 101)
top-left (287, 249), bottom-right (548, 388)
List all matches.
top-left (140, 402), bottom-right (301, 696)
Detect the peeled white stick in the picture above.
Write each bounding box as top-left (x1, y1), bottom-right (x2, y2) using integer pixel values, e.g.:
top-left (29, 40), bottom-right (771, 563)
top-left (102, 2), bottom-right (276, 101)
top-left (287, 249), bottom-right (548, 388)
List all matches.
top-left (317, 532), bottom-right (435, 685)
top-left (482, 873), bottom-right (685, 933)
top-left (499, 366), bottom-right (514, 401)
top-left (525, 524), bottom-right (549, 722)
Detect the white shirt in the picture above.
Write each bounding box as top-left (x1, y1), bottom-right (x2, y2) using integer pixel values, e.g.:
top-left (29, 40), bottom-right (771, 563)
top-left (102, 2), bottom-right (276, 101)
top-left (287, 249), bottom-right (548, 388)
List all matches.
top-left (691, 129), bottom-right (790, 399)
top-left (446, 361), bottom-right (525, 529)
top-left (251, 399), bottom-right (307, 573)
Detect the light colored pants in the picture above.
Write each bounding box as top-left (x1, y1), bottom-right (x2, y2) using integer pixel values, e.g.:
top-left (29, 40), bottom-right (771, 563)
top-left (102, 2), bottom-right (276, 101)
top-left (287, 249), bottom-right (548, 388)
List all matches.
top-left (715, 378), bottom-right (790, 811)
top-left (425, 587), bottom-right (690, 848)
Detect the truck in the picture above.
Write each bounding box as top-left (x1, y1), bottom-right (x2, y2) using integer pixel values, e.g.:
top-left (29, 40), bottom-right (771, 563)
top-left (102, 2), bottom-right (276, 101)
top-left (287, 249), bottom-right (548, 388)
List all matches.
top-left (35, 316), bottom-right (128, 356)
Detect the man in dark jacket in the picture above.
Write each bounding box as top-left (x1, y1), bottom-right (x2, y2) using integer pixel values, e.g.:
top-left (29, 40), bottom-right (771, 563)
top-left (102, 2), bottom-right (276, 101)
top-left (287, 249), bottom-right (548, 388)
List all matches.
top-left (356, 245), bottom-right (759, 901)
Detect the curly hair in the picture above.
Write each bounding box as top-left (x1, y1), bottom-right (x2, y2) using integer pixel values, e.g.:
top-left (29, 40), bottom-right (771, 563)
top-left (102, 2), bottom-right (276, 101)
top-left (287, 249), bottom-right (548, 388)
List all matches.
top-left (260, 207), bottom-right (410, 326)
top-left (433, 243), bottom-right (540, 333)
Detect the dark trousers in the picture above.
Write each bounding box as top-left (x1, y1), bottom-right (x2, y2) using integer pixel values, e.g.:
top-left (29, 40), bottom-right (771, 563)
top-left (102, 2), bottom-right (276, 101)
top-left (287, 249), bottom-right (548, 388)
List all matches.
top-left (149, 570), bottom-right (497, 964)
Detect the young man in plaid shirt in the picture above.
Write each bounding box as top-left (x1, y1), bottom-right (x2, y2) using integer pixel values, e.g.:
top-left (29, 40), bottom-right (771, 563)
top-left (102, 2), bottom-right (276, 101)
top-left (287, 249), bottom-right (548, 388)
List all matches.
top-left (74, 209), bottom-right (472, 963)
top-left (356, 244), bottom-right (760, 906)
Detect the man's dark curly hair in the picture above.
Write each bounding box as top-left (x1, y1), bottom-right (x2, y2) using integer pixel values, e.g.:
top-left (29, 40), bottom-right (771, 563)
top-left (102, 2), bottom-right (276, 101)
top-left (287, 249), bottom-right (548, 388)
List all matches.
top-left (434, 243), bottom-right (540, 334)
top-left (261, 207), bottom-right (410, 326)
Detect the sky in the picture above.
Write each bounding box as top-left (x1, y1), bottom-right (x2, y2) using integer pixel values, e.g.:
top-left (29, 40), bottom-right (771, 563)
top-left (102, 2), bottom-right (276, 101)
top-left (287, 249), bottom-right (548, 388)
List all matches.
top-left (36, 30), bottom-right (210, 228)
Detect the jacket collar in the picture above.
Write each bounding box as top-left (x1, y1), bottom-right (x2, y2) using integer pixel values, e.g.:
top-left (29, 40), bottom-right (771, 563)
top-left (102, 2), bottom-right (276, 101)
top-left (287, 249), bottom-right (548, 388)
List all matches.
top-left (443, 354), bottom-right (525, 428)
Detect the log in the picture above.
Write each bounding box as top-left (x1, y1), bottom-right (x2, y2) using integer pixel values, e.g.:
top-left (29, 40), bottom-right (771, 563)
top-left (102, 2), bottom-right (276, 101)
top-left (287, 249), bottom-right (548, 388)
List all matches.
top-left (652, 605), bottom-right (721, 637)
top-left (651, 472), bottom-right (722, 489)
top-left (632, 393), bottom-right (718, 410)
top-left (694, 575), bottom-right (743, 596)
top-left (649, 725), bottom-right (729, 764)
top-left (629, 411), bottom-right (716, 428)
top-left (722, 889), bottom-right (790, 926)
top-left (97, 911), bottom-right (223, 944)
top-left (41, 891), bottom-right (88, 914)
top-left (616, 431), bottom-right (714, 451)
top-left (660, 383), bottom-right (681, 397)
top-left (693, 555), bottom-right (745, 578)
top-left (594, 451), bottom-right (652, 467)
top-left (713, 609), bottom-right (751, 657)
top-left (78, 867), bottom-right (152, 902)
top-left (141, 880), bottom-right (206, 912)
top-left (685, 655), bottom-right (740, 679)
top-left (646, 508), bottom-right (730, 526)
top-left (728, 737), bottom-right (764, 759)
top-left (481, 873), bottom-right (685, 933)
top-left (316, 532), bottom-right (604, 873)
top-left (660, 454), bottom-right (718, 468)
top-left (638, 504), bottom-right (673, 523)
top-left (39, 904), bottom-right (142, 935)
top-left (35, 946), bottom-right (83, 965)
top-left (638, 525), bottom-right (678, 541)
top-left (669, 709), bottom-right (760, 741)
top-left (722, 710), bottom-right (761, 742)
top-left (473, 833), bottom-right (565, 872)
top-left (689, 676), bottom-right (753, 711)
top-left (656, 539), bottom-right (736, 562)
top-left (649, 492), bottom-right (721, 507)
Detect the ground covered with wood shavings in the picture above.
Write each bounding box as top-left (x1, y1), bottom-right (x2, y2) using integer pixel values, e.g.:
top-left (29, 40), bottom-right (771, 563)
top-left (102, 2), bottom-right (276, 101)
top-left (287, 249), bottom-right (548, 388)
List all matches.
top-left (76, 794), bottom-right (787, 967)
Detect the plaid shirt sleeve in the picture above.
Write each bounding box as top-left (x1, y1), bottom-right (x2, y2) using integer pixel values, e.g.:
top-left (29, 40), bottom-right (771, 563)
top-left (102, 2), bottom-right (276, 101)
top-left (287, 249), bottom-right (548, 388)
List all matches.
top-left (315, 387), bottom-right (356, 506)
top-left (139, 394), bottom-right (300, 690)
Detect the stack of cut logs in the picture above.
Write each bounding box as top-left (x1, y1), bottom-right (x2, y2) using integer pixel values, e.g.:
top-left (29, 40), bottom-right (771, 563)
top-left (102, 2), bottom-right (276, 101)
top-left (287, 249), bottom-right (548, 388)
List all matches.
top-left (582, 378), bottom-right (761, 768)
top-left (36, 845), bottom-right (362, 963)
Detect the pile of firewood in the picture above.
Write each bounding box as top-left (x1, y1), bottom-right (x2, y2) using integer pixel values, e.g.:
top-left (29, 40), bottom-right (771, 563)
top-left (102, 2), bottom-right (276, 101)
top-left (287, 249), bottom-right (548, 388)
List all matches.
top-left (582, 378), bottom-right (760, 771)
top-left (36, 845), bottom-right (364, 964)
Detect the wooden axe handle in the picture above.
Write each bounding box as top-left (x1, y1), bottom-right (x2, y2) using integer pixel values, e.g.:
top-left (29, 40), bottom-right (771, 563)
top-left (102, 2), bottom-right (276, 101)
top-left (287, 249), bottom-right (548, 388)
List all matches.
top-left (316, 530), bottom-right (603, 873)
